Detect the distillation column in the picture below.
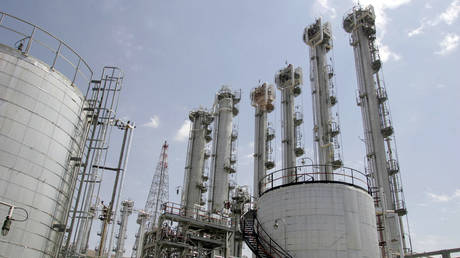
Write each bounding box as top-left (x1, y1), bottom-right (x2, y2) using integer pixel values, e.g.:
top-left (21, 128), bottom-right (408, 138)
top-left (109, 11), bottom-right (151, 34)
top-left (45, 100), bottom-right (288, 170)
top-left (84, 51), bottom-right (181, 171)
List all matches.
top-left (114, 200), bottom-right (134, 258)
top-left (182, 109), bottom-right (213, 216)
top-left (343, 5), bottom-right (408, 257)
top-left (228, 186), bottom-right (251, 258)
top-left (251, 83), bottom-right (276, 198)
top-left (304, 18), bottom-right (343, 180)
top-left (275, 65), bottom-right (303, 184)
top-left (208, 86), bottom-right (240, 213)
top-left (131, 211), bottom-right (149, 258)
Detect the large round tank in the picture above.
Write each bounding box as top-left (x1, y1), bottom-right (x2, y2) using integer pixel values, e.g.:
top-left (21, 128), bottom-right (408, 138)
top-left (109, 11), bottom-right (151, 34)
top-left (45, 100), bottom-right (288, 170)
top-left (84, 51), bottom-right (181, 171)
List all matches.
top-left (0, 42), bottom-right (88, 257)
top-left (257, 182), bottom-right (379, 258)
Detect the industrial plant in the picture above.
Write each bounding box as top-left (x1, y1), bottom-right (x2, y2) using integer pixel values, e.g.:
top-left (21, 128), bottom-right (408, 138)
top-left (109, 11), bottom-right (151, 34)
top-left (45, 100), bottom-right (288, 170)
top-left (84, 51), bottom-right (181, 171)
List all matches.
top-left (0, 4), bottom-right (459, 258)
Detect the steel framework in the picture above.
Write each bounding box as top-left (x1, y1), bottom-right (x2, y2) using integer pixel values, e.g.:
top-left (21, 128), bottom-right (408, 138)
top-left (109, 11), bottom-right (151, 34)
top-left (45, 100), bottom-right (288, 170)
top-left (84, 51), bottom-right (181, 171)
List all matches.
top-left (343, 5), bottom-right (410, 257)
top-left (131, 141), bottom-right (169, 258)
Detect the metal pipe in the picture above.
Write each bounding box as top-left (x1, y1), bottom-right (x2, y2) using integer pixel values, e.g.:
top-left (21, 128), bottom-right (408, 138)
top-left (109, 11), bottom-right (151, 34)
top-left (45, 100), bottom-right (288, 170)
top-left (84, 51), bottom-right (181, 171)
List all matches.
top-left (209, 86), bottom-right (236, 213)
top-left (107, 122), bottom-right (135, 255)
top-left (114, 200), bottom-right (134, 258)
top-left (24, 26), bottom-right (35, 54)
top-left (275, 65), bottom-right (302, 184)
top-left (98, 121), bottom-right (131, 256)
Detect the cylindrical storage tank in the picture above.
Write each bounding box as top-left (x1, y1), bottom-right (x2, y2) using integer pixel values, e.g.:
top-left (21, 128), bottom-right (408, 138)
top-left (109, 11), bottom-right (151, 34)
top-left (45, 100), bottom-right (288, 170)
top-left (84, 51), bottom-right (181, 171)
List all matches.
top-left (0, 43), bottom-right (88, 257)
top-left (257, 182), bottom-right (379, 258)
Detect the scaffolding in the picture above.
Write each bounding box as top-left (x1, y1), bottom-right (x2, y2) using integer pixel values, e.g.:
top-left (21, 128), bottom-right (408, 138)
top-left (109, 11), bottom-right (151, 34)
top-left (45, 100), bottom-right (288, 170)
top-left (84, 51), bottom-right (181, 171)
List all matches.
top-left (58, 67), bottom-right (128, 257)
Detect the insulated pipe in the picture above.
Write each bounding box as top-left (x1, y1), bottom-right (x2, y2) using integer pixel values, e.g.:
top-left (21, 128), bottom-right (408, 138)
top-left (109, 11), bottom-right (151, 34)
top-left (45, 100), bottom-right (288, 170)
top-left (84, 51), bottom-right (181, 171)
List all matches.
top-left (344, 6), bottom-right (404, 256)
top-left (114, 200), bottom-right (134, 258)
top-left (275, 65), bottom-right (302, 184)
top-left (209, 87), bottom-right (235, 213)
top-left (182, 110), bottom-right (212, 216)
top-left (251, 83), bottom-right (275, 197)
top-left (304, 19), bottom-right (336, 180)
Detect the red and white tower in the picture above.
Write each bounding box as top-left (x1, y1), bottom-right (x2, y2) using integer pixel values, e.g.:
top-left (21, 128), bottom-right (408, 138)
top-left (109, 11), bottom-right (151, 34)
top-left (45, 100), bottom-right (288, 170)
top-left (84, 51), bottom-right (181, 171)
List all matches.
top-left (131, 141), bottom-right (169, 258)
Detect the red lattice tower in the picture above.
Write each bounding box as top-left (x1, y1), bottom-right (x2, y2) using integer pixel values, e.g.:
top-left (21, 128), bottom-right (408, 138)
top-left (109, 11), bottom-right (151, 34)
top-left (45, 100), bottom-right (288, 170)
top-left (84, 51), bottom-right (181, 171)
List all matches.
top-left (144, 141), bottom-right (169, 229)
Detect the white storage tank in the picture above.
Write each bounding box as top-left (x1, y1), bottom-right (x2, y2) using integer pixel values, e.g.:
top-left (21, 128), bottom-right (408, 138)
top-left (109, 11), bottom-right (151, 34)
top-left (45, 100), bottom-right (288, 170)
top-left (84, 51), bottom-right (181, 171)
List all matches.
top-left (0, 13), bottom-right (90, 257)
top-left (257, 172), bottom-right (379, 258)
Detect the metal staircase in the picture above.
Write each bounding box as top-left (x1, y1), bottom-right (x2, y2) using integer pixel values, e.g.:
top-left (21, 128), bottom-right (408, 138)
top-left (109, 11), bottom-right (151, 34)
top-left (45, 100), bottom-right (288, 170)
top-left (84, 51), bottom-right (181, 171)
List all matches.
top-left (241, 210), bottom-right (293, 258)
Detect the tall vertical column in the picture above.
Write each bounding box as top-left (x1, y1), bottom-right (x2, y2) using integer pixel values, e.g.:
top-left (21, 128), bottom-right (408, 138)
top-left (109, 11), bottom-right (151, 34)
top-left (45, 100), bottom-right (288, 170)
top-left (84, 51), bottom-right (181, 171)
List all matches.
top-left (208, 86), bottom-right (240, 213)
top-left (114, 200), bottom-right (134, 258)
top-left (344, 5), bottom-right (408, 257)
top-left (228, 186), bottom-right (251, 257)
top-left (182, 109), bottom-right (213, 216)
top-left (275, 65), bottom-right (303, 184)
top-left (131, 211), bottom-right (149, 258)
top-left (304, 18), bottom-right (343, 180)
top-left (251, 83), bottom-right (276, 198)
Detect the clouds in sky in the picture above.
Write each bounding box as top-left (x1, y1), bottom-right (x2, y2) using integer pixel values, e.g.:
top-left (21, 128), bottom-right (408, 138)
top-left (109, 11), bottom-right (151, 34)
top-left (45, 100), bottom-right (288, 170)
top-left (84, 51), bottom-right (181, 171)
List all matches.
top-left (440, 0), bottom-right (460, 25)
top-left (112, 26), bottom-right (144, 59)
top-left (436, 33), bottom-right (460, 55)
top-left (143, 115), bottom-right (160, 128)
top-left (408, 22), bottom-right (427, 37)
top-left (313, 0), bottom-right (336, 18)
top-left (356, 0), bottom-right (412, 34)
top-left (426, 189), bottom-right (460, 202)
top-left (174, 120), bottom-right (191, 142)
top-left (379, 43), bottom-right (401, 62)
top-left (408, 0), bottom-right (460, 37)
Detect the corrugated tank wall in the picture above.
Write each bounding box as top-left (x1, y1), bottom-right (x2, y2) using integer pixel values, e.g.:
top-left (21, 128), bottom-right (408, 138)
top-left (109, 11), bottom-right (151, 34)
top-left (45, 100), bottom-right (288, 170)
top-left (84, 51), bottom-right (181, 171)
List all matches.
top-left (0, 44), bottom-right (88, 257)
top-left (258, 183), bottom-right (379, 258)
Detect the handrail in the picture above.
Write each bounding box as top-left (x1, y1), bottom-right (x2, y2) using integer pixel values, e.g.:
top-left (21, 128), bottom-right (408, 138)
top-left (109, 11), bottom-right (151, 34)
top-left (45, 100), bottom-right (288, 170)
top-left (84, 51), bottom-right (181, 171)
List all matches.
top-left (241, 210), bottom-right (293, 258)
top-left (254, 215), bottom-right (292, 257)
top-left (0, 11), bottom-right (93, 90)
top-left (161, 202), bottom-right (234, 228)
top-left (259, 164), bottom-right (371, 196)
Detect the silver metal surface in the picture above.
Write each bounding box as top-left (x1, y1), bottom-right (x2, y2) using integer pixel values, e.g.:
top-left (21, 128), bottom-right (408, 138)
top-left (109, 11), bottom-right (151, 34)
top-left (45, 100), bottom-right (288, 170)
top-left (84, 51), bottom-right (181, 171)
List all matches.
top-left (250, 83), bottom-right (275, 198)
top-left (73, 67), bottom-right (125, 256)
top-left (208, 86), bottom-right (239, 213)
top-left (0, 11), bottom-right (92, 93)
top-left (182, 109), bottom-right (213, 216)
top-left (131, 211), bottom-right (149, 258)
top-left (275, 65), bottom-right (303, 184)
top-left (304, 18), bottom-right (343, 180)
top-left (0, 43), bottom-right (88, 257)
top-left (114, 200), bottom-right (134, 258)
top-left (343, 5), bottom-right (409, 257)
top-left (258, 182), bottom-right (379, 258)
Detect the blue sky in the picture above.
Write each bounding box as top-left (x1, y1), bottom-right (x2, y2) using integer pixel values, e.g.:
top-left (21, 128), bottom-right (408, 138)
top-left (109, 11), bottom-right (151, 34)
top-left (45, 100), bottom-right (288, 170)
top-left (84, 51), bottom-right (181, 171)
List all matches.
top-left (2, 0), bottom-right (460, 255)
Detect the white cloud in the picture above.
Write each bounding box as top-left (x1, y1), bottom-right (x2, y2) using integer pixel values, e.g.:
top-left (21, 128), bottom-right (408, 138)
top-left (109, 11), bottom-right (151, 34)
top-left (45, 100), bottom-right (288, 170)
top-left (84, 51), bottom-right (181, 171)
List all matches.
top-left (409, 0), bottom-right (460, 37)
top-left (313, 0), bottom-right (336, 18)
top-left (408, 23), bottom-right (425, 37)
top-left (356, 0), bottom-right (412, 36)
top-left (426, 189), bottom-right (460, 202)
top-left (436, 33), bottom-right (460, 55)
top-left (440, 0), bottom-right (460, 25)
top-left (112, 26), bottom-right (145, 59)
top-left (379, 44), bottom-right (401, 62)
top-left (143, 115), bottom-right (160, 128)
top-left (174, 120), bottom-right (191, 142)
